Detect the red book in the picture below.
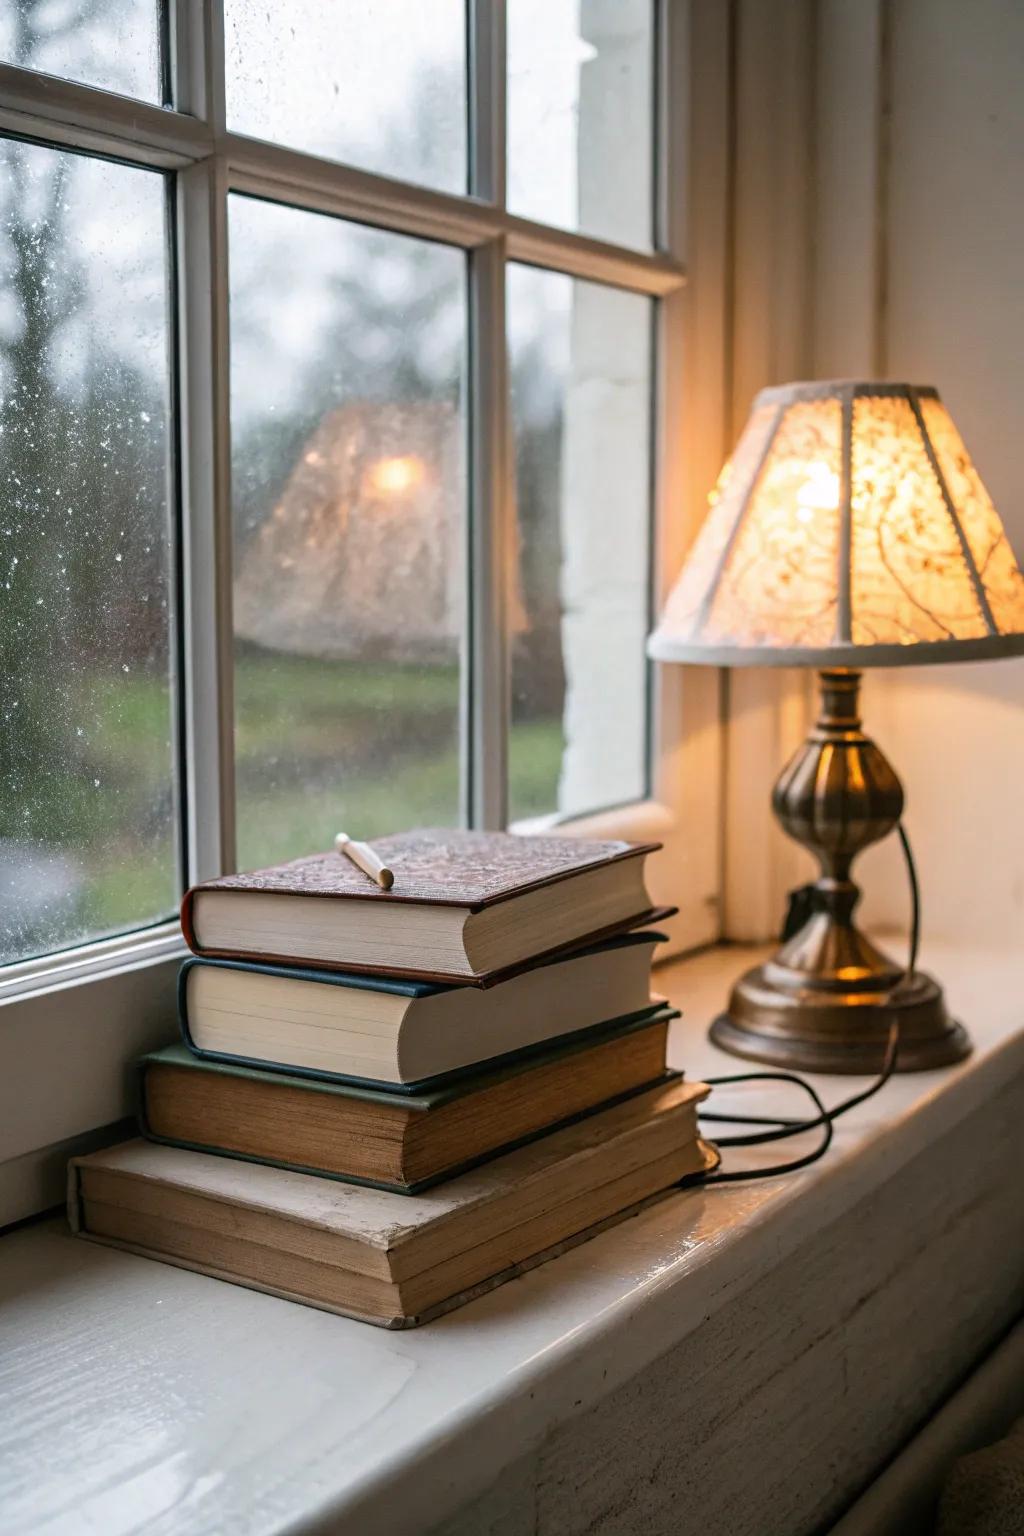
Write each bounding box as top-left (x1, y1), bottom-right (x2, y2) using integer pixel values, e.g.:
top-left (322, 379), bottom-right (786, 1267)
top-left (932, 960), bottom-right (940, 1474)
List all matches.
top-left (181, 828), bottom-right (671, 985)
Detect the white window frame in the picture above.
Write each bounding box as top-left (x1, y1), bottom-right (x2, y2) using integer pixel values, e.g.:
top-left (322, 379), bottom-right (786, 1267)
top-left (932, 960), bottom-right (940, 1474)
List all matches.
top-left (0, 0), bottom-right (731, 1224)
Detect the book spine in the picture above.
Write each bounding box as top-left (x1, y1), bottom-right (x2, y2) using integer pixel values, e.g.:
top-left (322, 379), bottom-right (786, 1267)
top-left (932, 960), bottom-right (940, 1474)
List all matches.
top-left (176, 961), bottom-right (193, 1053)
top-left (136, 1057), bottom-right (156, 1141)
top-left (66, 1159), bottom-right (84, 1234)
top-left (179, 888), bottom-right (199, 954)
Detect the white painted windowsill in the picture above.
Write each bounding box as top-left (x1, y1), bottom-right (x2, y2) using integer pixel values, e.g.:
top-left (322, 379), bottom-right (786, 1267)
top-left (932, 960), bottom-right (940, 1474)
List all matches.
top-left (1, 940), bottom-right (1023, 1536)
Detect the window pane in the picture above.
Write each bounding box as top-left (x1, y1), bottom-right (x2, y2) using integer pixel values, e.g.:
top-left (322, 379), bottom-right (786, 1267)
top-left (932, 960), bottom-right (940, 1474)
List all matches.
top-left (225, 1), bottom-right (467, 193)
top-left (0, 0), bottom-right (162, 102)
top-left (229, 197), bottom-right (466, 870)
top-left (508, 0), bottom-right (654, 250)
top-left (1, 141), bottom-right (176, 967)
top-left (507, 265), bottom-right (651, 823)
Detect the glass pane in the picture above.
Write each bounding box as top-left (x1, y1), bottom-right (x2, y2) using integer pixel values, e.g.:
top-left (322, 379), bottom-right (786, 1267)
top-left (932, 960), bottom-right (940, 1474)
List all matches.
top-left (507, 265), bottom-right (652, 823)
top-left (0, 0), bottom-right (162, 102)
top-left (229, 196), bottom-right (466, 870)
top-left (224, 0), bottom-right (467, 193)
top-left (508, 0), bottom-right (654, 249)
top-left (0, 140), bottom-right (176, 967)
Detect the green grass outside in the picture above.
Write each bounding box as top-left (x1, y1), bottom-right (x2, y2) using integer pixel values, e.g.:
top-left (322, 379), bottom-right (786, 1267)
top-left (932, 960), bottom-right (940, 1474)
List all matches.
top-left (10, 652), bottom-right (566, 961)
top-left (232, 646), bottom-right (566, 865)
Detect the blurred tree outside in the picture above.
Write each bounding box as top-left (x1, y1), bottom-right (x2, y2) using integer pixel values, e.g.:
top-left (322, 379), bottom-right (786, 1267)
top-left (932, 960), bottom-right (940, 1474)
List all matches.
top-left (1, 0), bottom-right (176, 965)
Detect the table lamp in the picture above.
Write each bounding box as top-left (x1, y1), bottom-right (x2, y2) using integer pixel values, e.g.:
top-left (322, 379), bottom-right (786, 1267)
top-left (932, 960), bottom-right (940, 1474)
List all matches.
top-left (649, 380), bottom-right (1024, 1073)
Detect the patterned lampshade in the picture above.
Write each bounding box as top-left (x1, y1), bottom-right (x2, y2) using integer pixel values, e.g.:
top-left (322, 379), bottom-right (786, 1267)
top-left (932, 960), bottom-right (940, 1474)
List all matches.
top-left (649, 381), bottom-right (1024, 666)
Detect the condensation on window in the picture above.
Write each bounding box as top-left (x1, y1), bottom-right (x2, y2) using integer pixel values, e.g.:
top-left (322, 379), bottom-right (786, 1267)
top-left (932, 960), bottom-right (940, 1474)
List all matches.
top-left (224, 0), bottom-right (467, 193)
top-left (0, 0), bottom-right (162, 103)
top-left (508, 0), bottom-right (654, 250)
top-left (0, 138), bottom-right (177, 967)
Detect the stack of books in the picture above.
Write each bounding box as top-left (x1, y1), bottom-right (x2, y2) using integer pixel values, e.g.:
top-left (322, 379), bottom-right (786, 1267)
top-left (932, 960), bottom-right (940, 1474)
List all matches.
top-left (70, 830), bottom-right (717, 1327)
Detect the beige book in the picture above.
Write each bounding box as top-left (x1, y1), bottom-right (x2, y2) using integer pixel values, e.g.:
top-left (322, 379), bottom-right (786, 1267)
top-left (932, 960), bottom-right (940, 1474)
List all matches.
top-left (70, 1080), bottom-right (718, 1328)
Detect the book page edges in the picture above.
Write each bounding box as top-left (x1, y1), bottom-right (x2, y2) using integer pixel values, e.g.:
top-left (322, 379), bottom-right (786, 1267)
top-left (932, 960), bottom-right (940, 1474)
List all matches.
top-left (179, 904), bottom-right (677, 987)
top-left (70, 1080), bottom-right (710, 1255)
top-left (71, 1140), bottom-right (719, 1329)
top-left (155, 1005), bottom-right (675, 1107)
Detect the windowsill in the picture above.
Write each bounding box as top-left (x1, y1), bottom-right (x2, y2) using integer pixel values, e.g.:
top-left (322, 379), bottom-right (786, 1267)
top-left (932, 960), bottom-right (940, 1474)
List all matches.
top-left (0, 921), bottom-right (185, 1006)
top-left (2, 939), bottom-right (1023, 1536)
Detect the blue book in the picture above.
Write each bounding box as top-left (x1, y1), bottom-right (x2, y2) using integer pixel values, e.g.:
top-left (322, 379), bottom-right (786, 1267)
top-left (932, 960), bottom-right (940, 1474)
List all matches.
top-left (179, 930), bottom-right (666, 1091)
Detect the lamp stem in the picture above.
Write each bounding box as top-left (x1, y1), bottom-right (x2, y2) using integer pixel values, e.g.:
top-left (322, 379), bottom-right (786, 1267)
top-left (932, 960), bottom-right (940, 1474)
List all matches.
top-left (816, 668), bottom-right (862, 730)
top-left (709, 667), bottom-right (969, 1072)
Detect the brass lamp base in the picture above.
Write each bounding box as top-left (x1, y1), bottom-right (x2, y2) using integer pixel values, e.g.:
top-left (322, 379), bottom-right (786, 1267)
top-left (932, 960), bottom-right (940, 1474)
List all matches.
top-left (711, 958), bottom-right (968, 1074)
top-left (710, 669), bottom-right (971, 1075)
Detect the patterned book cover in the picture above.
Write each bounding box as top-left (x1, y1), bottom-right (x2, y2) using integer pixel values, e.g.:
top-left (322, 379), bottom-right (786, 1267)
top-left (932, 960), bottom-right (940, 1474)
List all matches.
top-left (183, 828), bottom-right (659, 913)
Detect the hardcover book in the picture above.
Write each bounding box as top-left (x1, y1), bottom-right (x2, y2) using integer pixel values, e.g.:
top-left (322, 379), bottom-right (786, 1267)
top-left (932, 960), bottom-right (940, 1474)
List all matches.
top-left (141, 1008), bottom-right (675, 1193)
top-left (180, 828), bottom-right (669, 984)
top-left (178, 931), bottom-right (665, 1087)
top-left (70, 1079), bottom-right (718, 1327)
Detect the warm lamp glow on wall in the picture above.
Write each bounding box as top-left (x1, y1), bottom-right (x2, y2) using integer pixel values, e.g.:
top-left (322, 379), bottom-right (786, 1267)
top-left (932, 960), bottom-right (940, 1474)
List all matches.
top-left (649, 381), bottom-right (1024, 1072)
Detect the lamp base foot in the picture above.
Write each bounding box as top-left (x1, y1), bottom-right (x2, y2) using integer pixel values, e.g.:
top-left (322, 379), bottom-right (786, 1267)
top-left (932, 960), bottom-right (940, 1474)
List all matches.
top-left (710, 960), bottom-right (971, 1074)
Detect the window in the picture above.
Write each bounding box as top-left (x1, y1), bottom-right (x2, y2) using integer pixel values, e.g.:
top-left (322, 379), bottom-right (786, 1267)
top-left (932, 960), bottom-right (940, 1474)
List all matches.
top-left (507, 266), bottom-right (653, 822)
top-left (0, 138), bottom-right (177, 968)
top-left (227, 199), bottom-right (467, 867)
top-left (507, 0), bottom-right (655, 248)
top-left (0, 1), bottom-right (724, 1220)
top-left (0, 0), bottom-right (164, 101)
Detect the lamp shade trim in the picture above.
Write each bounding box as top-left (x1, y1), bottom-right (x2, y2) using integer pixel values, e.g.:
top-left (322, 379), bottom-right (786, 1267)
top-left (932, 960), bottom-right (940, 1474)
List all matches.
top-left (837, 384), bottom-right (854, 644)
top-left (906, 386), bottom-right (997, 636)
top-left (754, 379), bottom-right (940, 407)
top-left (647, 629), bottom-right (1024, 669)
top-left (649, 380), bottom-right (1024, 668)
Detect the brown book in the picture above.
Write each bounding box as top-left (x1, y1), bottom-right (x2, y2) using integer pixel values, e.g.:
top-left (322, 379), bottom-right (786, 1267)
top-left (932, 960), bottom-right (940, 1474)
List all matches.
top-left (180, 828), bottom-right (669, 985)
top-left (70, 1080), bottom-right (718, 1328)
top-left (140, 1011), bottom-right (673, 1192)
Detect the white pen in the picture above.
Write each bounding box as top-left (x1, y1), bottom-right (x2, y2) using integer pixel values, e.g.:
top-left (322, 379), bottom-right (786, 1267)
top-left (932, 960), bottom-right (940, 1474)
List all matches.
top-left (334, 831), bottom-right (395, 890)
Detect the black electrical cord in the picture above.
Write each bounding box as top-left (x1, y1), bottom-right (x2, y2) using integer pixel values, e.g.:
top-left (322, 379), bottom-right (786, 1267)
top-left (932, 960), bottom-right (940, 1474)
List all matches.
top-left (897, 821), bottom-right (921, 978)
top-left (687, 820), bottom-right (921, 1184)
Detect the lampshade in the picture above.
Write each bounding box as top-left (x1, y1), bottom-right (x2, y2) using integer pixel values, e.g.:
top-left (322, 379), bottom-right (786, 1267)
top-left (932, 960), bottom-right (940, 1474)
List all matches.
top-left (649, 380), bottom-right (1024, 667)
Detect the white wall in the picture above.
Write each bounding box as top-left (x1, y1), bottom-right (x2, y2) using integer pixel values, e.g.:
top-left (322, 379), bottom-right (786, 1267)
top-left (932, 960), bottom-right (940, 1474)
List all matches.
top-left (722, 0), bottom-right (819, 942)
top-left (812, 0), bottom-right (1024, 947)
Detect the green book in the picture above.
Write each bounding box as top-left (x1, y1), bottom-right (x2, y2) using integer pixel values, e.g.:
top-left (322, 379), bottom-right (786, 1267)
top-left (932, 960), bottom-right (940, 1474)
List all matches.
top-left (141, 1007), bottom-right (678, 1194)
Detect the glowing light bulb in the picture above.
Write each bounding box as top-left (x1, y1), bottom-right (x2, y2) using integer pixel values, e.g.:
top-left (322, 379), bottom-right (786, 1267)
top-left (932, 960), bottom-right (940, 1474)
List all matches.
top-left (795, 460), bottom-right (840, 521)
top-left (365, 454), bottom-right (426, 497)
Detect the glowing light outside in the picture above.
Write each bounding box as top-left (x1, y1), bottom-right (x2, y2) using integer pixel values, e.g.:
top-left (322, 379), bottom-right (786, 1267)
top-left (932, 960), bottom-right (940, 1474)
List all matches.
top-left (364, 454), bottom-right (427, 498)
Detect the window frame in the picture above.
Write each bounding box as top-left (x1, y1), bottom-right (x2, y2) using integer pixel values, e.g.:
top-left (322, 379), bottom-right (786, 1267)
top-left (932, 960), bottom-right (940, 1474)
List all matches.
top-left (0, 0), bottom-right (730, 1224)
